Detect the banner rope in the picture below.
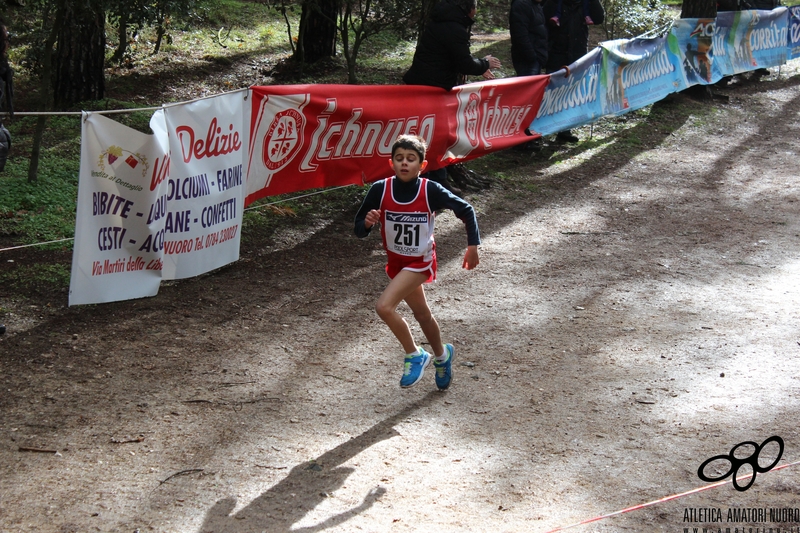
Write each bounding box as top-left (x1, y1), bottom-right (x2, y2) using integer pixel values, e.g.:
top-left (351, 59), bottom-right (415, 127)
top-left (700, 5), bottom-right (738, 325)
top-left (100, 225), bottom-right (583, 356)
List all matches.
top-left (0, 184), bottom-right (359, 253)
top-left (0, 237), bottom-right (75, 252)
top-left (543, 459), bottom-right (800, 533)
top-left (242, 184), bottom-right (354, 213)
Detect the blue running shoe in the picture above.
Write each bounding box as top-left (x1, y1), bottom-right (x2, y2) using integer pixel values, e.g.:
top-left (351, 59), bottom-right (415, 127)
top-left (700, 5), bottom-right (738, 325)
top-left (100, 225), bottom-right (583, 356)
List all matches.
top-left (400, 348), bottom-right (431, 388)
top-left (434, 344), bottom-right (454, 390)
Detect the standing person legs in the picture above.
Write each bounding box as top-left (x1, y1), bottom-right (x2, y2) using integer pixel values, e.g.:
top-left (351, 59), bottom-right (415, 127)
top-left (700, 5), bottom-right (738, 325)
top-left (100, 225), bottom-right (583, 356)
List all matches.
top-left (512, 60), bottom-right (540, 77)
top-left (423, 167), bottom-right (463, 197)
top-left (511, 60), bottom-right (543, 152)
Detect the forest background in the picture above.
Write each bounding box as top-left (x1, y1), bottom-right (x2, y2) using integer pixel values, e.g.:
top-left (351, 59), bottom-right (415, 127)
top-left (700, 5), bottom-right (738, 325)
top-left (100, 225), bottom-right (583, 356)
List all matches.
top-left (0, 0), bottom-right (694, 297)
top-left (2, 0), bottom-right (800, 531)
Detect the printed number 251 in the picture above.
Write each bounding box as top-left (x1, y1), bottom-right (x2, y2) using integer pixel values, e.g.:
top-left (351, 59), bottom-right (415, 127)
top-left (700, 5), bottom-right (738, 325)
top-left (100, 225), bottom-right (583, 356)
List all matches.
top-left (393, 224), bottom-right (420, 247)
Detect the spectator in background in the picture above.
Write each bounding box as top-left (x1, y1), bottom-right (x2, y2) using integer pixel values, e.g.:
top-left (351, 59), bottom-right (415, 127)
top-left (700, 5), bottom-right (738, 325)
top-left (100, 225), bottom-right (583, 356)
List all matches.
top-left (509, 0), bottom-right (548, 77)
top-left (741, 0), bottom-right (781, 8)
top-left (542, 0), bottom-right (604, 142)
top-left (403, 0), bottom-right (501, 193)
top-left (509, 0), bottom-right (548, 152)
top-left (549, 0), bottom-right (595, 27)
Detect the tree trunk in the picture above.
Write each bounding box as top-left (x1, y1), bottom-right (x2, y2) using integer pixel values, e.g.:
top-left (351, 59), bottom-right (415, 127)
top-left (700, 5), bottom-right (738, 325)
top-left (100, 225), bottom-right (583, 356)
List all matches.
top-left (53, 0), bottom-right (106, 109)
top-left (295, 0), bottom-right (338, 63)
top-left (28, 3), bottom-right (61, 183)
top-left (154, 10), bottom-right (166, 55)
top-left (111, 10), bottom-right (129, 64)
top-left (681, 0), bottom-right (717, 18)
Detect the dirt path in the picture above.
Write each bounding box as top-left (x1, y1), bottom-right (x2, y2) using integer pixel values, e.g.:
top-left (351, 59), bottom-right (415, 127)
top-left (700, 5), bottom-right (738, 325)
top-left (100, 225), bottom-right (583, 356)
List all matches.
top-left (1, 63), bottom-right (800, 533)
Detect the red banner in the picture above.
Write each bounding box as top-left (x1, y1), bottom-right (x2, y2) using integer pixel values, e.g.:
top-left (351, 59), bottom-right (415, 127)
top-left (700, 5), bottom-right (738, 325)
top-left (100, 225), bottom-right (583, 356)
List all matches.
top-left (245, 76), bottom-right (550, 205)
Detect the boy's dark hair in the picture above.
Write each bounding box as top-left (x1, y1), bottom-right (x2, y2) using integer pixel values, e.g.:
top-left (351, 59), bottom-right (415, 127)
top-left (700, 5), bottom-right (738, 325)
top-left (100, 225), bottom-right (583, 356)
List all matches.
top-left (391, 134), bottom-right (427, 161)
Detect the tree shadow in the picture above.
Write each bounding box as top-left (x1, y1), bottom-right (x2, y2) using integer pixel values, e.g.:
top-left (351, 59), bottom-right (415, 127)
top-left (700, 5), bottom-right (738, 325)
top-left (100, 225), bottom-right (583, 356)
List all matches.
top-left (197, 391), bottom-right (439, 533)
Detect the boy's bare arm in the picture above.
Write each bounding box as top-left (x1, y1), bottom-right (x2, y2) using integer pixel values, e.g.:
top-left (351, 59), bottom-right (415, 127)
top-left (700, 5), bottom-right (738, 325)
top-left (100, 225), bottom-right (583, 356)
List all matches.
top-left (462, 245), bottom-right (479, 270)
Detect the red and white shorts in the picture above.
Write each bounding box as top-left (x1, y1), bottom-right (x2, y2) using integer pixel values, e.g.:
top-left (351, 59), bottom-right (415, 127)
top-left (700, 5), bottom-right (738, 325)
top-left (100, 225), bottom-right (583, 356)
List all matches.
top-left (385, 252), bottom-right (437, 284)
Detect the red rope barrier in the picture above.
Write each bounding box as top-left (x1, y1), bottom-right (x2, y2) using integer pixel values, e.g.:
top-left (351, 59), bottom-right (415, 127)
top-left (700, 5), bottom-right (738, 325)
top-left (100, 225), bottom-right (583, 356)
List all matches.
top-left (544, 460), bottom-right (800, 533)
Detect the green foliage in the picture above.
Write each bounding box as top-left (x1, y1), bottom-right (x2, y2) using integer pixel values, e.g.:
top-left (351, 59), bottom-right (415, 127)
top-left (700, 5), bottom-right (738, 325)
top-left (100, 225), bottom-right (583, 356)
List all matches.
top-left (200, 0), bottom-right (275, 27)
top-left (0, 153), bottom-right (79, 246)
top-left (335, 0), bottom-right (418, 83)
top-left (0, 262), bottom-right (72, 293)
top-left (601, 0), bottom-right (678, 40)
top-left (0, 0), bottom-right (695, 299)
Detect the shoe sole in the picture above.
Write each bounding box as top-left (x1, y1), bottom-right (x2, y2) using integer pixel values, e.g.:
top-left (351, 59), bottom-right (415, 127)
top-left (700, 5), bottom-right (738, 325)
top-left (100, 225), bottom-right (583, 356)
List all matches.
top-left (400, 352), bottom-right (431, 388)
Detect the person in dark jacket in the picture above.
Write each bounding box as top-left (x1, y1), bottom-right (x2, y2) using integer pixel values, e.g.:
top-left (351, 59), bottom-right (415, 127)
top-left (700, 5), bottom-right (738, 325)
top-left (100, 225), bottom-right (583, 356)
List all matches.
top-left (542, 0), bottom-right (603, 142)
top-left (403, 0), bottom-right (501, 192)
top-left (403, 0), bottom-right (501, 90)
top-left (509, 0), bottom-right (548, 76)
top-left (509, 0), bottom-right (547, 152)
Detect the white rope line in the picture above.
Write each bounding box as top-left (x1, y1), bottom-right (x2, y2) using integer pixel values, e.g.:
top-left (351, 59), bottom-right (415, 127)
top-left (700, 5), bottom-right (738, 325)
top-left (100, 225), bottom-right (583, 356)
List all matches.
top-left (0, 237), bottom-right (75, 252)
top-left (0, 183), bottom-right (361, 253)
top-left (243, 184), bottom-right (355, 212)
top-left (638, 20), bottom-right (676, 39)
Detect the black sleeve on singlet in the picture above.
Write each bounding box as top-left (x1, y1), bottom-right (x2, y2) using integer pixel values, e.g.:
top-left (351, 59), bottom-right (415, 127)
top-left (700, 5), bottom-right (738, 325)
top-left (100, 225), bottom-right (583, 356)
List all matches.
top-left (354, 181), bottom-right (385, 238)
top-left (426, 181), bottom-right (481, 246)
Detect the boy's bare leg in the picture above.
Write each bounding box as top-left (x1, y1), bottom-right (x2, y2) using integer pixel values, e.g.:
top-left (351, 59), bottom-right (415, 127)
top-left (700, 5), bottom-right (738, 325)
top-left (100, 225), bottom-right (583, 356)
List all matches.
top-left (375, 270), bottom-right (430, 354)
top-left (403, 282), bottom-right (444, 358)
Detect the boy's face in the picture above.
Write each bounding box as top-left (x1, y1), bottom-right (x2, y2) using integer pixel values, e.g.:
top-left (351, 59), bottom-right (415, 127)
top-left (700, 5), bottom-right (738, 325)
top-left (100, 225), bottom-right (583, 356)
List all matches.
top-left (390, 147), bottom-right (427, 182)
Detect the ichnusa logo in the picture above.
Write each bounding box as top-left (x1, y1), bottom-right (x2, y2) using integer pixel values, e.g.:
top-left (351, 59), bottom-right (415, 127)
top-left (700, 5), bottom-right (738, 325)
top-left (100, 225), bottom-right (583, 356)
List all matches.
top-left (263, 109), bottom-right (304, 171)
top-left (697, 436), bottom-right (783, 491)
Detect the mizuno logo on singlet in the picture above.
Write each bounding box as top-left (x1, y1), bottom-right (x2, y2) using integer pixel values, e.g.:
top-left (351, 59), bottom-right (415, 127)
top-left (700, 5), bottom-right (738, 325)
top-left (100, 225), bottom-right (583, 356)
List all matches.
top-left (386, 212), bottom-right (427, 223)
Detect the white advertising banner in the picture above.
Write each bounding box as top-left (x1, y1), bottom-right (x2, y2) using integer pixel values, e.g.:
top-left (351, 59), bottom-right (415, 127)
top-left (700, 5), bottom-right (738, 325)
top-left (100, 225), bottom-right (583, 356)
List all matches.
top-left (69, 111), bottom-right (171, 306)
top-left (161, 91), bottom-right (247, 279)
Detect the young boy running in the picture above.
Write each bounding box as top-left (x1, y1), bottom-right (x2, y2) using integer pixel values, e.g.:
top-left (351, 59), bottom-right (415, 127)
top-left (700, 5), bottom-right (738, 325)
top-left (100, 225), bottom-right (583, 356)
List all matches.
top-left (354, 135), bottom-right (481, 390)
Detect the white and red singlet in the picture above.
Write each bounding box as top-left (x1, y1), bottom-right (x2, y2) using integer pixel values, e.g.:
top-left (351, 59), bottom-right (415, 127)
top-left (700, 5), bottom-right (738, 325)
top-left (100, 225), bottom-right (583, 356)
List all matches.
top-left (379, 177), bottom-right (437, 281)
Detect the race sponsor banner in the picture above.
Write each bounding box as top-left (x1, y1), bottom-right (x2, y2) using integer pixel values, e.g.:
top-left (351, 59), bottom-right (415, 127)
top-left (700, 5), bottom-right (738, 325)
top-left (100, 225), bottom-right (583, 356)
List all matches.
top-left (245, 77), bottom-right (549, 204)
top-left (161, 91), bottom-right (247, 279)
top-left (714, 8), bottom-right (788, 76)
top-left (599, 36), bottom-right (685, 117)
top-left (789, 6), bottom-right (800, 59)
top-left (70, 7), bottom-right (796, 306)
top-left (670, 18), bottom-right (719, 85)
top-left (532, 47), bottom-right (603, 136)
top-left (69, 111), bottom-right (170, 306)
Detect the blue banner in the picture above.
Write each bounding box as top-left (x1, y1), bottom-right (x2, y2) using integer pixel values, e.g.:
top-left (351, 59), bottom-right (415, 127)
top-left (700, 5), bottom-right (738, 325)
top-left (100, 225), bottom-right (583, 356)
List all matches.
top-left (715, 8), bottom-right (787, 76)
top-left (788, 6), bottom-right (800, 59)
top-left (525, 8), bottom-right (794, 144)
top-left (532, 48), bottom-right (603, 136)
top-left (670, 18), bottom-right (719, 85)
top-left (599, 36), bottom-right (685, 117)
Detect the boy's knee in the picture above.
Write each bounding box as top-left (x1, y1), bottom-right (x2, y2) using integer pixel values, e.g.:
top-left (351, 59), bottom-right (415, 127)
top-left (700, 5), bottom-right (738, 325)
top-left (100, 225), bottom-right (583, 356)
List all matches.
top-left (375, 301), bottom-right (392, 320)
top-left (413, 308), bottom-right (433, 324)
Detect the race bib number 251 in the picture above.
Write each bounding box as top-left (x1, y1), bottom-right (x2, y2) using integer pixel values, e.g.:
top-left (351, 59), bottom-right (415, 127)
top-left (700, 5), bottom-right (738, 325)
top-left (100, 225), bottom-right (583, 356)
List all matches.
top-left (385, 211), bottom-right (430, 256)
